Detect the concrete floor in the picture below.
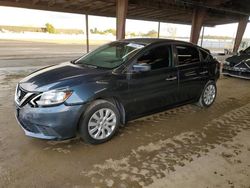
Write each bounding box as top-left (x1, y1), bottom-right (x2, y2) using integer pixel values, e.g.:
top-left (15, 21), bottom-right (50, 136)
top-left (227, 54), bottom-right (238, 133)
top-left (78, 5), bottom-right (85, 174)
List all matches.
top-left (0, 40), bottom-right (250, 188)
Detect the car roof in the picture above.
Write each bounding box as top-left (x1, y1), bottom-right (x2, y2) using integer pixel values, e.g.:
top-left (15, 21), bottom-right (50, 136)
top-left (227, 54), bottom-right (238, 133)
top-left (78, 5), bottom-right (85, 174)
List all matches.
top-left (119, 38), bottom-right (210, 53)
top-left (120, 38), bottom-right (192, 45)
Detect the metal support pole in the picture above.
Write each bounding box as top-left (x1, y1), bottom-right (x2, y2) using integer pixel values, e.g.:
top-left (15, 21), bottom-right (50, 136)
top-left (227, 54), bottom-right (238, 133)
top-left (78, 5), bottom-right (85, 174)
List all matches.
top-left (85, 14), bottom-right (89, 53)
top-left (116, 0), bottom-right (128, 40)
top-left (158, 22), bottom-right (161, 38)
top-left (200, 26), bottom-right (205, 47)
top-left (190, 8), bottom-right (206, 44)
top-left (233, 16), bottom-right (249, 53)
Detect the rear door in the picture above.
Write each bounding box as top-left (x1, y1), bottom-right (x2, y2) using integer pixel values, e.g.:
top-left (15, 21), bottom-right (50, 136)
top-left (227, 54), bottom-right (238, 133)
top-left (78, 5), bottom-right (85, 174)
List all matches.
top-left (175, 45), bottom-right (204, 102)
top-left (199, 48), bottom-right (215, 81)
top-left (126, 44), bottom-right (179, 118)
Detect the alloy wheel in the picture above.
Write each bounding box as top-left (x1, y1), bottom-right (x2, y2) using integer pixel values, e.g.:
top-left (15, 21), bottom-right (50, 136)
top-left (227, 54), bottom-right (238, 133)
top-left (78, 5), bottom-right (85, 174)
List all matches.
top-left (203, 84), bottom-right (216, 106)
top-left (88, 108), bottom-right (117, 140)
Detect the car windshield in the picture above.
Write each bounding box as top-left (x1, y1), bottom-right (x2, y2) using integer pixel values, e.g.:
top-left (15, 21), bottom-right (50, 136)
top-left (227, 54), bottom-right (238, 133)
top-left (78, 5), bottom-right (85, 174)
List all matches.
top-left (75, 42), bottom-right (145, 69)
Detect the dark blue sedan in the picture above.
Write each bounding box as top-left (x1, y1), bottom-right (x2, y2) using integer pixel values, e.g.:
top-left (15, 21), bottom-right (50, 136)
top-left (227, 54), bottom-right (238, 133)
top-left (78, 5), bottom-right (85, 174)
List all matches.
top-left (15, 38), bottom-right (220, 144)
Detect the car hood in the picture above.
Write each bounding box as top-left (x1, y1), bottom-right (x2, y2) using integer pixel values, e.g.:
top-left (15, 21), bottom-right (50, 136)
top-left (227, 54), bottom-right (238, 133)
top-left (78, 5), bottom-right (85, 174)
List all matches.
top-left (226, 54), bottom-right (250, 66)
top-left (19, 62), bottom-right (110, 92)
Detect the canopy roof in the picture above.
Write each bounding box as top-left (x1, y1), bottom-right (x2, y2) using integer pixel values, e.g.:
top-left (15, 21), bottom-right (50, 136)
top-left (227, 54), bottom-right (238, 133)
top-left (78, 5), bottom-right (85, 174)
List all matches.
top-left (0, 0), bottom-right (249, 26)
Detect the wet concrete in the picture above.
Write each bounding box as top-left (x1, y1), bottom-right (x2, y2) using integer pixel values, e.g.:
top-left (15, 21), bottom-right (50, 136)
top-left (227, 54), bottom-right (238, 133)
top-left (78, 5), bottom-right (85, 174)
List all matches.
top-left (0, 41), bottom-right (250, 188)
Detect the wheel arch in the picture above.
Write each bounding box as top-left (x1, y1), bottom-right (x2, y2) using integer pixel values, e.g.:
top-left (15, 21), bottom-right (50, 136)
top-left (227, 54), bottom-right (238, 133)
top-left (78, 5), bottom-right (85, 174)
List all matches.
top-left (77, 96), bottom-right (126, 132)
top-left (96, 96), bottom-right (126, 126)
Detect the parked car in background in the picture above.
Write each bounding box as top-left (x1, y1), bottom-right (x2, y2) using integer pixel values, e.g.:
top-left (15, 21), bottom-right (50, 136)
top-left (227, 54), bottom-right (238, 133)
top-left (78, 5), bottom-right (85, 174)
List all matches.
top-left (222, 46), bottom-right (250, 79)
top-left (15, 38), bottom-right (220, 144)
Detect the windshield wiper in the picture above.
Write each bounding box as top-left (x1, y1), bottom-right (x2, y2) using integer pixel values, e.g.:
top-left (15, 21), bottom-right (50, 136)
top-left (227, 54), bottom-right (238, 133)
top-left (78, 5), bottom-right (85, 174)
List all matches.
top-left (70, 60), bottom-right (76, 64)
top-left (83, 64), bottom-right (98, 69)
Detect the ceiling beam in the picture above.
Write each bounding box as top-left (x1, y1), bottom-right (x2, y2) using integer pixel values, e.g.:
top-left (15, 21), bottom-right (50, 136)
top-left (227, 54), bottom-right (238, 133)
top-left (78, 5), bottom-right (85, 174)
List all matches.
top-left (175, 0), bottom-right (250, 16)
top-left (0, 0), bottom-right (248, 27)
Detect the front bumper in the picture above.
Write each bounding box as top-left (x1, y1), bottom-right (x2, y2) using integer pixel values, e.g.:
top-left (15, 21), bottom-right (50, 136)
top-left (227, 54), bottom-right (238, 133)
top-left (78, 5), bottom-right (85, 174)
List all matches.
top-left (15, 103), bottom-right (85, 140)
top-left (222, 67), bottom-right (250, 80)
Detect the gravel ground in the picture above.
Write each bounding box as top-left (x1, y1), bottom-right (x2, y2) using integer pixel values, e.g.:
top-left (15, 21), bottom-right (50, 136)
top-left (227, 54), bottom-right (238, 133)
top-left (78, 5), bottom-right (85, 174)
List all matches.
top-left (0, 40), bottom-right (250, 188)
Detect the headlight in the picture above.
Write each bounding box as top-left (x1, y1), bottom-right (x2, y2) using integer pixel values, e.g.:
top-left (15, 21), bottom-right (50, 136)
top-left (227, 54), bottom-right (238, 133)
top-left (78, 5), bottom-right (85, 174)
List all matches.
top-left (36, 89), bottom-right (72, 107)
top-left (224, 61), bottom-right (230, 65)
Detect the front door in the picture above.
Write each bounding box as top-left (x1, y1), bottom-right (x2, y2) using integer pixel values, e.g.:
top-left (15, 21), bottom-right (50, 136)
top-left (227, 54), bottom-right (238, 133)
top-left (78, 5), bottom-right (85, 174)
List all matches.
top-left (126, 44), bottom-right (179, 119)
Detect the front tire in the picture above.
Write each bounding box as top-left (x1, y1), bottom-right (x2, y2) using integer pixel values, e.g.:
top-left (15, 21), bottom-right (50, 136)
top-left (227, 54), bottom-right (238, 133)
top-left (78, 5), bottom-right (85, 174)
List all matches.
top-left (197, 81), bottom-right (217, 108)
top-left (79, 100), bottom-right (120, 144)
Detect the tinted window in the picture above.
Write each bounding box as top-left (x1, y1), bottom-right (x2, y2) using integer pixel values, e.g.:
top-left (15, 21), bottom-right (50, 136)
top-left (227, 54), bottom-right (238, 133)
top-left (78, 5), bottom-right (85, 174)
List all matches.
top-left (200, 49), bottom-right (211, 62)
top-left (136, 45), bottom-right (172, 70)
top-left (176, 45), bottom-right (200, 65)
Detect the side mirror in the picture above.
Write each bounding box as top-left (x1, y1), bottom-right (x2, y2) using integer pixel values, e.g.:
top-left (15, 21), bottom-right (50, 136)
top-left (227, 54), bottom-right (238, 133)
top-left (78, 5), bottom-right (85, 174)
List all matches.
top-left (132, 63), bottom-right (151, 72)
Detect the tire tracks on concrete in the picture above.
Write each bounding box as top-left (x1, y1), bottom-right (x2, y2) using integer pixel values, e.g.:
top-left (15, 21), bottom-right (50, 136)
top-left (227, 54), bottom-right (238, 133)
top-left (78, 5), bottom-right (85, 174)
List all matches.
top-left (80, 102), bottom-right (250, 188)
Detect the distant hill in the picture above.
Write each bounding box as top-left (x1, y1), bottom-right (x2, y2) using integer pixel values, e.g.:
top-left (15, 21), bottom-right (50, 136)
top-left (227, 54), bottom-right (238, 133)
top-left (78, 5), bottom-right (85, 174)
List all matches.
top-left (0, 25), bottom-right (84, 34)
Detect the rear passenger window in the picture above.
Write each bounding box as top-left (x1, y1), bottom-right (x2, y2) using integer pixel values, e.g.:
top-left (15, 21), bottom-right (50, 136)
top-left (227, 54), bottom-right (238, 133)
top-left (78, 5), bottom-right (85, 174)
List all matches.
top-left (176, 45), bottom-right (200, 65)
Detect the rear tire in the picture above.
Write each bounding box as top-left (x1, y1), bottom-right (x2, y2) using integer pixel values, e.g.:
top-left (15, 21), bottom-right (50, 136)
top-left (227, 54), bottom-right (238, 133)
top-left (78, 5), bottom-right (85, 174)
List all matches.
top-left (197, 81), bottom-right (217, 108)
top-left (79, 100), bottom-right (120, 144)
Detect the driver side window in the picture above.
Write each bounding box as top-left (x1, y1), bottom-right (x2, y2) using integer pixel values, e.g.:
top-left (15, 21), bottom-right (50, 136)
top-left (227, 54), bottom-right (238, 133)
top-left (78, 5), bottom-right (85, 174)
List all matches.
top-left (136, 45), bottom-right (172, 70)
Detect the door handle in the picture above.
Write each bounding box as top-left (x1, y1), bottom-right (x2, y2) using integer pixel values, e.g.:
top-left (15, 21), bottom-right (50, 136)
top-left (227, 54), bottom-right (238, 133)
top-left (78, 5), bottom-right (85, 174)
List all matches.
top-left (200, 71), bottom-right (208, 75)
top-left (185, 71), bottom-right (196, 76)
top-left (166, 76), bottom-right (177, 81)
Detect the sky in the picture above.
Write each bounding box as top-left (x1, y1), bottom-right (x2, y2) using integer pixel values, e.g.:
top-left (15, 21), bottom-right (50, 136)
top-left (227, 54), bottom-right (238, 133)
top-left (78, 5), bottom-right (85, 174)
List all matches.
top-left (0, 6), bottom-right (249, 38)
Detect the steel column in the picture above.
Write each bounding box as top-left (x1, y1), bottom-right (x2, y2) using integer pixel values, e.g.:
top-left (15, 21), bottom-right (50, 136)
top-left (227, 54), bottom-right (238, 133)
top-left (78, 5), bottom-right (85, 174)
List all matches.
top-left (158, 22), bottom-right (161, 38)
top-left (233, 16), bottom-right (249, 53)
top-left (190, 8), bottom-right (206, 44)
top-left (116, 0), bottom-right (128, 40)
top-left (85, 14), bottom-right (89, 53)
top-left (200, 26), bottom-right (205, 47)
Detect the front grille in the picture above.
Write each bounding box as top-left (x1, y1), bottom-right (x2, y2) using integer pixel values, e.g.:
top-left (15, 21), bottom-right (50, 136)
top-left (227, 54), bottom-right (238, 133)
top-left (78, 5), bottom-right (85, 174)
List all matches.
top-left (223, 68), bottom-right (250, 77)
top-left (234, 62), bottom-right (250, 70)
top-left (15, 85), bottom-right (38, 107)
top-left (17, 86), bottom-right (27, 102)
